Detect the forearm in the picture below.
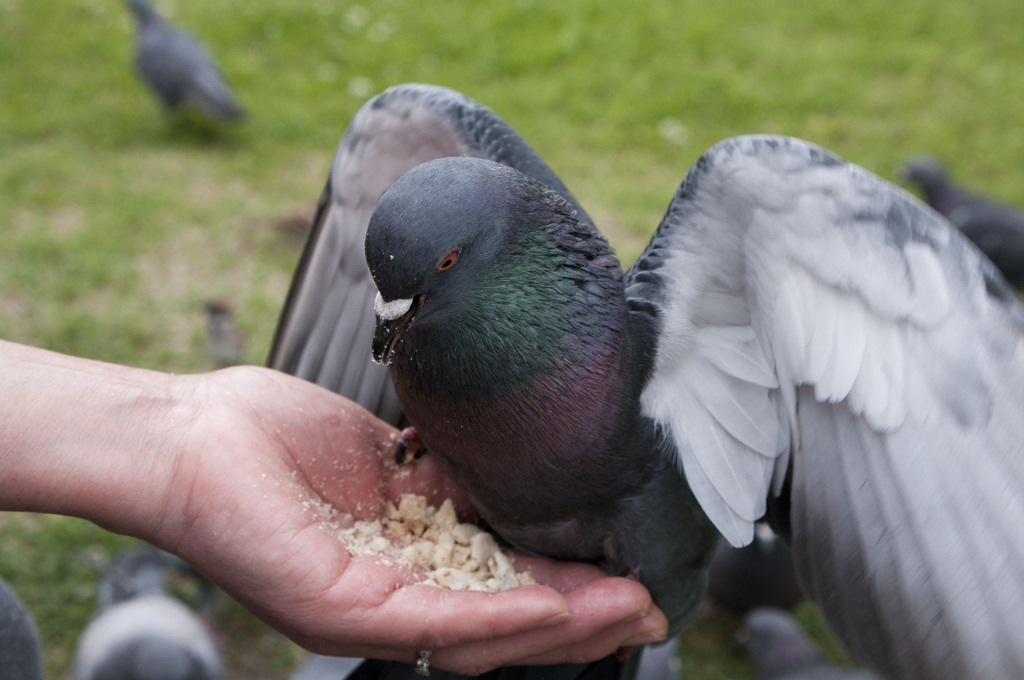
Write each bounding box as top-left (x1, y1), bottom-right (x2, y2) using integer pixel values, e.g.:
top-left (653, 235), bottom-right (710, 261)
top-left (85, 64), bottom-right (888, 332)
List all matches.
top-left (0, 341), bottom-right (668, 669)
top-left (0, 339), bottom-right (194, 538)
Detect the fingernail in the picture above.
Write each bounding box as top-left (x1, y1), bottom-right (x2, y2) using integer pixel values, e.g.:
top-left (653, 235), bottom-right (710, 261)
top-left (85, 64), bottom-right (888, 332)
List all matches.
top-left (626, 608), bottom-right (652, 622)
top-left (621, 631), bottom-right (666, 647)
top-left (535, 611), bottom-right (575, 628)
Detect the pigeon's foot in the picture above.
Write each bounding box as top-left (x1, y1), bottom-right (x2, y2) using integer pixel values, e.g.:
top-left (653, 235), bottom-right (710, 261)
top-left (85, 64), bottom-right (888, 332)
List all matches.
top-left (396, 427), bottom-right (427, 465)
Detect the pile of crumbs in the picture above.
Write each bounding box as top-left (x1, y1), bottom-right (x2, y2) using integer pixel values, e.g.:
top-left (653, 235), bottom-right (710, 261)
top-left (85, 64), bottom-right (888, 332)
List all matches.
top-left (338, 494), bottom-right (536, 592)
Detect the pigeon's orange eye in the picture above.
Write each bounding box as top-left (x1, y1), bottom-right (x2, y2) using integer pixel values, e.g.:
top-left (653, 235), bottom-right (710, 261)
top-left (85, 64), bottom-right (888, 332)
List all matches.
top-left (435, 250), bottom-right (459, 272)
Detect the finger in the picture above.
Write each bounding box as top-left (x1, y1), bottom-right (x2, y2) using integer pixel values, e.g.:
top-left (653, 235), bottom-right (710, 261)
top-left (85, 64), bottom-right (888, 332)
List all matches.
top-left (491, 623), bottom-right (668, 671)
top-left (500, 604), bottom-right (668, 668)
top-left (510, 552), bottom-right (614, 591)
top-left (299, 574), bottom-right (577, 657)
top-left (368, 584), bottom-right (576, 648)
top-left (429, 577), bottom-right (665, 674)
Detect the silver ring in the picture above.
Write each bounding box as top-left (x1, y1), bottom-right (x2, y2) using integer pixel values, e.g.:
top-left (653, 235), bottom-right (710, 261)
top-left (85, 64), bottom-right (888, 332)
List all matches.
top-left (415, 650), bottom-right (432, 676)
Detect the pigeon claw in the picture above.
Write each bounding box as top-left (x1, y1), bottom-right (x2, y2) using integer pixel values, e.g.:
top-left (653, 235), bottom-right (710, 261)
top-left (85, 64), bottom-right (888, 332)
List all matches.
top-left (396, 427), bottom-right (427, 465)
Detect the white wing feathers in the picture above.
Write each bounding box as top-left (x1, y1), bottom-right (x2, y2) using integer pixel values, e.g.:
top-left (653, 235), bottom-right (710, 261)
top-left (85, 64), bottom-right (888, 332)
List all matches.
top-left (631, 134), bottom-right (1024, 676)
top-left (633, 135), bottom-right (1023, 543)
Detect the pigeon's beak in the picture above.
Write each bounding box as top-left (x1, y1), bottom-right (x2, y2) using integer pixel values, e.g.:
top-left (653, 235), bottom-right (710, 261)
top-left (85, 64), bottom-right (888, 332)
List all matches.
top-left (371, 293), bottom-right (420, 365)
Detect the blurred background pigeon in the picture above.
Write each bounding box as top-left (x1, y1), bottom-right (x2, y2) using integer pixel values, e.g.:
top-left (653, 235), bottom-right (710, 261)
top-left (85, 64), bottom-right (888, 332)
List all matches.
top-left (125, 0), bottom-right (245, 122)
top-left (634, 639), bottom-right (681, 680)
top-left (707, 523), bottom-right (803, 617)
top-left (740, 608), bottom-right (879, 680)
top-left (73, 547), bottom-right (224, 680)
top-left (204, 299), bottom-right (244, 368)
top-left (289, 654), bottom-right (363, 680)
top-left (900, 156), bottom-right (1024, 287)
top-left (0, 576), bottom-right (43, 680)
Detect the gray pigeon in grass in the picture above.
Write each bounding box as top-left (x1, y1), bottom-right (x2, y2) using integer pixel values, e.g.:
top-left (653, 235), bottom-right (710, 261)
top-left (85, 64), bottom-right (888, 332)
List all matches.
top-left (740, 608), bottom-right (878, 680)
top-left (125, 0), bottom-right (244, 122)
top-left (900, 156), bottom-right (1024, 287)
top-left (74, 548), bottom-right (223, 680)
top-left (204, 299), bottom-right (244, 368)
top-left (0, 577), bottom-right (43, 680)
top-left (268, 84), bottom-right (1024, 680)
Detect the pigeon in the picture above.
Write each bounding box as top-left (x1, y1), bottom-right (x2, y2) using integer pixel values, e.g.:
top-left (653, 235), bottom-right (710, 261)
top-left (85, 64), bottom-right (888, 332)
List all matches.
top-left (74, 547), bottom-right (224, 680)
top-left (269, 84), bottom-right (593, 426)
top-left (0, 577), bottom-right (43, 680)
top-left (900, 156), bottom-right (1024, 286)
top-left (204, 300), bottom-right (244, 368)
top-left (268, 84), bottom-right (1024, 680)
top-left (633, 639), bottom-right (680, 680)
top-left (125, 0), bottom-right (245, 122)
top-left (289, 654), bottom-right (364, 680)
top-left (739, 608), bottom-right (878, 680)
top-left (707, 523), bottom-right (802, 617)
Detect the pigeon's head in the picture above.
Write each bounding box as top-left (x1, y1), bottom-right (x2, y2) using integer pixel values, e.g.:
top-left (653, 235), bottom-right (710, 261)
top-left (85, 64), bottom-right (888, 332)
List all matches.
top-left (125, 0), bottom-right (158, 24)
top-left (365, 156), bottom-right (602, 367)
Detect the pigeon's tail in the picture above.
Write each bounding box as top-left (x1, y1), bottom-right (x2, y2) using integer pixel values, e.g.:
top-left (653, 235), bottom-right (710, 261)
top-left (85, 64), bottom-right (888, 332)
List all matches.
top-left (205, 97), bottom-right (245, 122)
top-left (186, 80), bottom-right (245, 121)
top-left (180, 61), bottom-right (243, 121)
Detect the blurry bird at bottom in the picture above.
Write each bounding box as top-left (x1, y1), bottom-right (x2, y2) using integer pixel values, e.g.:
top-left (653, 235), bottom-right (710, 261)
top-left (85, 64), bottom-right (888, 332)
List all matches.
top-left (204, 300), bottom-right (244, 368)
top-left (739, 608), bottom-right (879, 680)
top-left (900, 156), bottom-right (1024, 287)
top-left (289, 654), bottom-right (364, 680)
top-left (74, 547), bottom-right (224, 680)
top-left (0, 576), bottom-right (43, 680)
top-left (124, 0), bottom-right (245, 123)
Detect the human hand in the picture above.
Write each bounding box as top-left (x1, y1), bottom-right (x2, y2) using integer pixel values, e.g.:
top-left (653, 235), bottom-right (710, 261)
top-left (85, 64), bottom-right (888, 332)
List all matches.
top-left (147, 366), bottom-right (666, 674)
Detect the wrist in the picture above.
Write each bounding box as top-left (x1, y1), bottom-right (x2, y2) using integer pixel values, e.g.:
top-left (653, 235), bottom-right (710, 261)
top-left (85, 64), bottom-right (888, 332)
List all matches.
top-left (0, 340), bottom-right (199, 540)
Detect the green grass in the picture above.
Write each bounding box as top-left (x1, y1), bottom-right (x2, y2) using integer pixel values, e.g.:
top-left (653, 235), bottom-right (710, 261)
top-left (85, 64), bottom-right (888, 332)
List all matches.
top-left (2, 0), bottom-right (1022, 677)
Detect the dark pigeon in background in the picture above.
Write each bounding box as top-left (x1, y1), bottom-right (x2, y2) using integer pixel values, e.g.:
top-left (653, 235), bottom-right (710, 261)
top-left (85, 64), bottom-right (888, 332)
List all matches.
top-left (0, 576), bottom-right (43, 680)
top-left (900, 156), bottom-right (1024, 287)
top-left (707, 523), bottom-right (802, 617)
top-left (204, 299), bottom-right (244, 368)
top-left (740, 608), bottom-right (878, 680)
top-left (74, 547), bottom-right (223, 680)
top-left (269, 84), bottom-right (1024, 680)
top-left (125, 0), bottom-right (244, 122)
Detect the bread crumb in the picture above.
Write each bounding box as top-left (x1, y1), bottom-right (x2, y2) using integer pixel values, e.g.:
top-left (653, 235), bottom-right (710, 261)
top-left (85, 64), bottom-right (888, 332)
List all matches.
top-left (337, 495), bottom-right (535, 592)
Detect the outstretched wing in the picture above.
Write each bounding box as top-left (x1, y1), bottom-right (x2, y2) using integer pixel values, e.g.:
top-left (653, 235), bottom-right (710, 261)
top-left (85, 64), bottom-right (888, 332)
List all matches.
top-left (268, 84), bottom-right (589, 422)
top-left (626, 135), bottom-right (1024, 679)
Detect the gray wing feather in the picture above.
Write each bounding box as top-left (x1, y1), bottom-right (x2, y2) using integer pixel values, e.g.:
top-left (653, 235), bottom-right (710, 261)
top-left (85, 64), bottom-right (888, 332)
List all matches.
top-left (267, 84), bottom-right (587, 421)
top-left (627, 135), bottom-right (1024, 678)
